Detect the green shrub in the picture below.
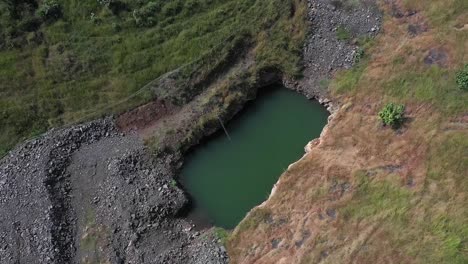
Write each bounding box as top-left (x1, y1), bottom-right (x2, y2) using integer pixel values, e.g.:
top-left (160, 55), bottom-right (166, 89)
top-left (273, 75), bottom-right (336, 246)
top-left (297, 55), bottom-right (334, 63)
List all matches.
top-left (354, 48), bottom-right (365, 63)
top-left (455, 64), bottom-right (468, 90)
top-left (37, 0), bottom-right (62, 21)
top-left (378, 103), bottom-right (405, 128)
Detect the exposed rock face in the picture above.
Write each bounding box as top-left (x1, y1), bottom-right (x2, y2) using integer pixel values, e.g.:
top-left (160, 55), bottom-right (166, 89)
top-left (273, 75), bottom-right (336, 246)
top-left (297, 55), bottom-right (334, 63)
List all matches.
top-left (0, 118), bottom-right (227, 264)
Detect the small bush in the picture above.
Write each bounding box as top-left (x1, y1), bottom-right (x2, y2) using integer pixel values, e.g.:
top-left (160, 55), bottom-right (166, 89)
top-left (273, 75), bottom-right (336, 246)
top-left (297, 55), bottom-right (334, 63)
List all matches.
top-left (37, 0), bottom-right (62, 21)
top-left (354, 48), bottom-right (365, 63)
top-left (455, 64), bottom-right (468, 90)
top-left (378, 103), bottom-right (405, 128)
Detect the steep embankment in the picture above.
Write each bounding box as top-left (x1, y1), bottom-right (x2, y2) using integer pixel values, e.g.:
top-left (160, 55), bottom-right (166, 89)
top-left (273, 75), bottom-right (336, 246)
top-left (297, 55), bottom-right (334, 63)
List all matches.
top-left (228, 0), bottom-right (467, 263)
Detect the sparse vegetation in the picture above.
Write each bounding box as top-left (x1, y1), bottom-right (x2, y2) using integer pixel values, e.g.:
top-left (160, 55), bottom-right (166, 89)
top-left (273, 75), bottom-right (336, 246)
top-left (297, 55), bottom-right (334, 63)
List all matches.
top-left (353, 48), bottom-right (364, 63)
top-left (214, 227), bottom-right (230, 245)
top-left (378, 103), bottom-right (405, 128)
top-left (236, 208), bottom-right (271, 233)
top-left (319, 79), bottom-right (330, 89)
top-left (341, 172), bottom-right (410, 222)
top-left (170, 179), bottom-right (177, 187)
top-left (332, 62), bottom-right (366, 93)
top-left (336, 25), bottom-right (351, 41)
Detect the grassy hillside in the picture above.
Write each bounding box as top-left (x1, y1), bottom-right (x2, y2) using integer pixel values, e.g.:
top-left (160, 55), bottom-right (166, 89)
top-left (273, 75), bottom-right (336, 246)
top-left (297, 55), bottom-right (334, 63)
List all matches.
top-left (0, 0), bottom-right (307, 156)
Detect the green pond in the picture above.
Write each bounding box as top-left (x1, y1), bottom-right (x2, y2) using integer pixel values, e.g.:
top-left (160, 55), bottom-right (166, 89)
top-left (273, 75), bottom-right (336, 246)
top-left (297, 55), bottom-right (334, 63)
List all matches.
top-left (180, 87), bottom-right (329, 229)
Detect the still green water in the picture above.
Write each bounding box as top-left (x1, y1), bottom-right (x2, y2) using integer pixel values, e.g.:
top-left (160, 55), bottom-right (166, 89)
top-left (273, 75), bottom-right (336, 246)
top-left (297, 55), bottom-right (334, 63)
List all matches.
top-left (180, 87), bottom-right (329, 229)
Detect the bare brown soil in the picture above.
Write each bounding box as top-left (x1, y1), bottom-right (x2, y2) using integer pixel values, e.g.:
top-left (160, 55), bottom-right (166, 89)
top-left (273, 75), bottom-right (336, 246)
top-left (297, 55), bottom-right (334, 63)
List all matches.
top-left (116, 99), bottom-right (179, 134)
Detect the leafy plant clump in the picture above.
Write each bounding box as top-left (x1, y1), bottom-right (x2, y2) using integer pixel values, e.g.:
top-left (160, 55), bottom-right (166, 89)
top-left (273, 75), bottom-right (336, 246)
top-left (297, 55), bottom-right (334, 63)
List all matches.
top-left (354, 48), bottom-right (365, 63)
top-left (455, 64), bottom-right (468, 90)
top-left (378, 103), bottom-right (405, 128)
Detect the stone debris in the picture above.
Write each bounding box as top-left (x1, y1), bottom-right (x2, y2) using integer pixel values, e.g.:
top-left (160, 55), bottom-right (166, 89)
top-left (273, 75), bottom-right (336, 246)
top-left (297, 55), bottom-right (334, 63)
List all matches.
top-left (0, 118), bottom-right (227, 264)
top-left (285, 0), bottom-right (382, 103)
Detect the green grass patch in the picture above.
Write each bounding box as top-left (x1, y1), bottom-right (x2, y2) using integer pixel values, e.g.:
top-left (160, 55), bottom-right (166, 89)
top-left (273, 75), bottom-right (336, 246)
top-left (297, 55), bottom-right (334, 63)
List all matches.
top-left (236, 207), bottom-right (271, 233)
top-left (417, 133), bottom-right (468, 263)
top-left (341, 172), bottom-right (411, 222)
top-left (340, 134), bottom-right (468, 263)
top-left (383, 66), bottom-right (468, 114)
top-left (214, 227), bottom-right (231, 245)
top-left (329, 36), bottom-right (374, 94)
top-left (331, 61), bottom-right (367, 94)
top-left (0, 0), bottom-right (307, 156)
top-left (427, 132), bottom-right (468, 198)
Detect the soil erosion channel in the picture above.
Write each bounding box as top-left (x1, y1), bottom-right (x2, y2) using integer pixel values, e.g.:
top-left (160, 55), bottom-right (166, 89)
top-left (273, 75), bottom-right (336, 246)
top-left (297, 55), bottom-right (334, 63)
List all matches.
top-left (181, 87), bottom-right (329, 229)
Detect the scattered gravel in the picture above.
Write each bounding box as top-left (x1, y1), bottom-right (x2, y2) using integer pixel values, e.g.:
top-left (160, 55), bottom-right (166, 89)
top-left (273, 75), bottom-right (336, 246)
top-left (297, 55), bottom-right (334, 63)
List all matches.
top-left (0, 118), bottom-right (227, 263)
top-left (285, 0), bottom-right (382, 102)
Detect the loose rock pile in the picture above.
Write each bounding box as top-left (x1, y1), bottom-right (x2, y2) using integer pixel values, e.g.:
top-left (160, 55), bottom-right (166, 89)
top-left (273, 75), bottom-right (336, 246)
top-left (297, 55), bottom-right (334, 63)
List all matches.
top-left (285, 0), bottom-right (382, 100)
top-left (0, 118), bottom-right (227, 263)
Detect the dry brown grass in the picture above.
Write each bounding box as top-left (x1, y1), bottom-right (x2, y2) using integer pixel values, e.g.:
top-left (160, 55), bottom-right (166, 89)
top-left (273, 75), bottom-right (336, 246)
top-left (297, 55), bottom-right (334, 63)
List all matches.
top-left (227, 0), bottom-right (467, 263)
